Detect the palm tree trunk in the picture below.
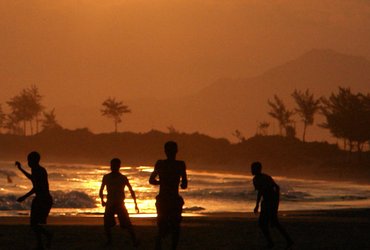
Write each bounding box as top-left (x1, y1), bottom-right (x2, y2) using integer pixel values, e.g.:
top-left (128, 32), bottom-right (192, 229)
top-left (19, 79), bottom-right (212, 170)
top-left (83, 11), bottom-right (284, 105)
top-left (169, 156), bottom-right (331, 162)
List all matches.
top-left (357, 142), bottom-right (363, 162)
top-left (302, 122), bottom-right (307, 142)
top-left (29, 120), bottom-right (33, 135)
top-left (347, 140), bottom-right (354, 163)
top-left (114, 120), bottom-right (117, 133)
top-left (36, 115), bottom-right (39, 134)
top-left (23, 120), bottom-right (27, 136)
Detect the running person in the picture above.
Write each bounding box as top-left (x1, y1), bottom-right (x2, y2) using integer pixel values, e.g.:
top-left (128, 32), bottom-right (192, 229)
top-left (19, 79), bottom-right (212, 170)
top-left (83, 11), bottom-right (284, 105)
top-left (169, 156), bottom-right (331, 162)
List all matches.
top-left (149, 141), bottom-right (188, 250)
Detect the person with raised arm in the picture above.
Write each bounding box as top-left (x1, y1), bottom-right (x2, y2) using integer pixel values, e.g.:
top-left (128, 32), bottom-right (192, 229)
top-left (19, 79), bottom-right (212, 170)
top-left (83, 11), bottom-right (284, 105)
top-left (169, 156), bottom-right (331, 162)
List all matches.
top-left (16, 151), bottom-right (53, 250)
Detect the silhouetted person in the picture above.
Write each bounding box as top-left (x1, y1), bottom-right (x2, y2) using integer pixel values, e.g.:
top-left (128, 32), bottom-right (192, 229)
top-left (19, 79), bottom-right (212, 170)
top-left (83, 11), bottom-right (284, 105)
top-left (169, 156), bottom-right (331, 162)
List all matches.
top-left (99, 158), bottom-right (139, 247)
top-left (16, 151), bottom-right (53, 250)
top-left (149, 141), bottom-right (188, 250)
top-left (251, 161), bottom-right (293, 249)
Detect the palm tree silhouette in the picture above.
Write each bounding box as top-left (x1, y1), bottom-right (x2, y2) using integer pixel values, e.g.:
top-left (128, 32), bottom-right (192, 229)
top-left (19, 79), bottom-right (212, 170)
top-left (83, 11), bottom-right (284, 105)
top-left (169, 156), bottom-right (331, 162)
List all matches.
top-left (101, 97), bottom-right (131, 133)
top-left (292, 89), bottom-right (321, 142)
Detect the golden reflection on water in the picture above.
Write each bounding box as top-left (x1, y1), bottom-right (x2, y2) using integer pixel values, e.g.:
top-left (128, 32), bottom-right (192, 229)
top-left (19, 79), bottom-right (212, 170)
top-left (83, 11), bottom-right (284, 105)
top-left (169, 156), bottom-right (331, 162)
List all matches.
top-left (82, 165), bottom-right (158, 214)
top-left (137, 166), bottom-right (154, 173)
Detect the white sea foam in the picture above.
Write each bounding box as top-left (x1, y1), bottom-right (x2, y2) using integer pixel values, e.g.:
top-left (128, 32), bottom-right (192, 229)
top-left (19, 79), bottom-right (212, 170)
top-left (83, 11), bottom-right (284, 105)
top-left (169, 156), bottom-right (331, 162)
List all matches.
top-left (0, 161), bottom-right (370, 216)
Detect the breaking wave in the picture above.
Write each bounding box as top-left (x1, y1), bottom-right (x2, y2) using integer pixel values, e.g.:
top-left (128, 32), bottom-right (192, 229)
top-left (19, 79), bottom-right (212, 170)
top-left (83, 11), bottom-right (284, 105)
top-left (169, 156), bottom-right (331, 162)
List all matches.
top-left (0, 191), bottom-right (96, 210)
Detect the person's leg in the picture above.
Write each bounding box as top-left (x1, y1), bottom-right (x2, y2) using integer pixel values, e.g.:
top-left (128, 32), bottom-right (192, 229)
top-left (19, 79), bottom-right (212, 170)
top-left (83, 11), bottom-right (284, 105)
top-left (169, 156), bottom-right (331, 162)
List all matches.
top-left (41, 200), bottom-right (53, 248)
top-left (155, 198), bottom-right (166, 250)
top-left (171, 199), bottom-right (183, 250)
top-left (259, 222), bottom-right (273, 248)
top-left (32, 224), bottom-right (52, 248)
top-left (274, 219), bottom-right (293, 248)
top-left (104, 206), bottom-right (115, 245)
top-left (104, 226), bottom-right (112, 245)
top-left (31, 200), bottom-right (44, 249)
top-left (272, 200), bottom-right (293, 248)
top-left (171, 223), bottom-right (180, 250)
top-left (118, 206), bottom-right (138, 246)
top-left (41, 226), bottom-right (53, 248)
top-left (259, 210), bottom-right (274, 248)
top-left (155, 219), bottom-right (168, 250)
top-left (127, 225), bottom-right (139, 247)
top-left (31, 225), bottom-right (43, 249)
top-left (155, 234), bottom-right (162, 250)
top-left (155, 236), bottom-right (162, 250)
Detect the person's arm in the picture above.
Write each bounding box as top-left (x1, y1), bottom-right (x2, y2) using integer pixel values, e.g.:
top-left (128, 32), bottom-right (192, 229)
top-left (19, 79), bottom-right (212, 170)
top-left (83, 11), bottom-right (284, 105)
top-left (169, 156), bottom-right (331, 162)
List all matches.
top-left (272, 178), bottom-right (280, 192)
top-left (254, 190), bottom-right (262, 214)
top-left (127, 180), bottom-right (139, 213)
top-left (149, 162), bottom-right (160, 185)
top-left (17, 188), bottom-right (35, 202)
top-left (180, 162), bottom-right (188, 189)
top-left (272, 178), bottom-right (280, 201)
top-left (15, 161), bottom-right (32, 180)
top-left (253, 178), bottom-right (261, 213)
top-left (99, 177), bottom-right (106, 207)
top-left (269, 175), bottom-right (280, 197)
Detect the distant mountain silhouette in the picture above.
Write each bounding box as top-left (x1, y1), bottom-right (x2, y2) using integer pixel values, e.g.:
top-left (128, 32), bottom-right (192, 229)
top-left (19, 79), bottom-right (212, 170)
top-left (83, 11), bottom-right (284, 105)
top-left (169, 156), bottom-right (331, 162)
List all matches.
top-left (174, 49), bottom-right (370, 140)
top-left (199, 49), bottom-right (370, 98)
top-left (59, 49), bottom-right (370, 140)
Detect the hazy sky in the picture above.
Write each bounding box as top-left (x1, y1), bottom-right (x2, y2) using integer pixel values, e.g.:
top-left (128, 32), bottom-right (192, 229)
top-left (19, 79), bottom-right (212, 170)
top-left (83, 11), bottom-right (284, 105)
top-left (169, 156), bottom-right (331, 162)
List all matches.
top-left (1, 0), bottom-right (370, 135)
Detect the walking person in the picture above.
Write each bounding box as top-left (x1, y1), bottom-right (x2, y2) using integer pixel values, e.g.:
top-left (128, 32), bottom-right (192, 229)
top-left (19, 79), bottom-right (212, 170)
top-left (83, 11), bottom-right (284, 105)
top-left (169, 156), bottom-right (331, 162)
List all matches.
top-left (99, 158), bottom-right (139, 247)
top-left (251, 161), bottom-right (293, 249)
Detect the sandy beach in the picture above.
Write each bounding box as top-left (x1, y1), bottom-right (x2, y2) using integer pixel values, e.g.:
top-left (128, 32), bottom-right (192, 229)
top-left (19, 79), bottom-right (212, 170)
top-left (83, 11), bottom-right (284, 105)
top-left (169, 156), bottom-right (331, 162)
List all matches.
top-left (1, 209), bottom-right (369, 250)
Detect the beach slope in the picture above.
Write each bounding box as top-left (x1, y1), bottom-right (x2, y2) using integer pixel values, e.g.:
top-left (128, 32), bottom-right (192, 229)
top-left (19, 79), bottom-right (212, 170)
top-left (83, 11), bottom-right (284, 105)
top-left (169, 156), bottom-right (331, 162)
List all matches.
top-left (1, 209), bottom-right (370, 250)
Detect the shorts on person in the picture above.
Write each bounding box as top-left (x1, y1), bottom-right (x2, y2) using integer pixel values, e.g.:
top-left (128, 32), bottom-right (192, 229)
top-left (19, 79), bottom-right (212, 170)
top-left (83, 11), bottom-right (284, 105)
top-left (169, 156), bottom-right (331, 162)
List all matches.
top-left (156, 194), bottom-right (184, 231)
top-left (104, 202), bottom-right (132, 228)
top-left (30, 195), bottom-right (53, 226)
top-left (259, 195), bottom-right (279, 227)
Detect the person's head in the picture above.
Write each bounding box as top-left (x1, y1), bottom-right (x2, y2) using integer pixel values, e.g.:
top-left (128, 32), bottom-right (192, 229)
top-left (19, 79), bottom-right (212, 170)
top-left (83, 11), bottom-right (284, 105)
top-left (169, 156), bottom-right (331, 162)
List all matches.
top-left (251, 161), bottom-right (262, 176)
top-left (27, 151), bottom-right (41, 168)
top-left (164, 141), bottom-right (178, 159)
top-left (110, 158), bottom-right (121, 172)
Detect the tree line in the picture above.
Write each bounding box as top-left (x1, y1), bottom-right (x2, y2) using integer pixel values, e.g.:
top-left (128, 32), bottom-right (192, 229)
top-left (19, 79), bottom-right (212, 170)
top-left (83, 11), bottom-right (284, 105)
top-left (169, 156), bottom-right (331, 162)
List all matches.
top-left (0, 86), bottom-right (131, 136)
top-left (2, 86), bottom-right (369, 155)
top-left (261, 88), bottom-right (370, 153)
top-left (0, 85), bottom-right (61, 135)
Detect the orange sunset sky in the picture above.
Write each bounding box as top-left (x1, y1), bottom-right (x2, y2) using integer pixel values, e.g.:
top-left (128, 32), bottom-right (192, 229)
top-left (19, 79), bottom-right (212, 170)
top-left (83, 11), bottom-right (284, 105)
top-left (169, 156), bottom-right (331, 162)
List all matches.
top-left (1, 0), bottom-right (370, 140)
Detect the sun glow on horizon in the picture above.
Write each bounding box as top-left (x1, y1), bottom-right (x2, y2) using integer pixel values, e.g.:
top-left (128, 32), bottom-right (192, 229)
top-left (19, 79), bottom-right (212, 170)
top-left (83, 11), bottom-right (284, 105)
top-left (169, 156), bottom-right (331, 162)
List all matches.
top-left (79, 165), bottom-right (158, 214)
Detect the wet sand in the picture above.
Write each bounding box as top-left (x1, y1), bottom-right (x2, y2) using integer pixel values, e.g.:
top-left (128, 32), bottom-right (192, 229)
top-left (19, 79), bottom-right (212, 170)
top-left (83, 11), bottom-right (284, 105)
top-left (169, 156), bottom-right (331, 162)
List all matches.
top-left (1, 209), bottom-right (370, 250)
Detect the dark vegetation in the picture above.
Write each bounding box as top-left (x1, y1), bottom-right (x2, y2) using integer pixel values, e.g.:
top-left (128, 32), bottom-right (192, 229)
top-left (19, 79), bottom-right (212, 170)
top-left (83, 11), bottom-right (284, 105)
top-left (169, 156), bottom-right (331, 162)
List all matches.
top-left (1, 79), bottom-right (369, 183)
top-left (1, 128), bottom-right (369, 183)
top-left (266, 88), bottom-right (370, 154)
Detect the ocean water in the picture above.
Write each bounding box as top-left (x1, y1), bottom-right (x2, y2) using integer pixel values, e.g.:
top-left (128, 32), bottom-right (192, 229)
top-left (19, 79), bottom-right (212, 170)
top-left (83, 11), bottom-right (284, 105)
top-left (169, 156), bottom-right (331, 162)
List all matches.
top-left (1, 161), bottom-right (370, 217)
